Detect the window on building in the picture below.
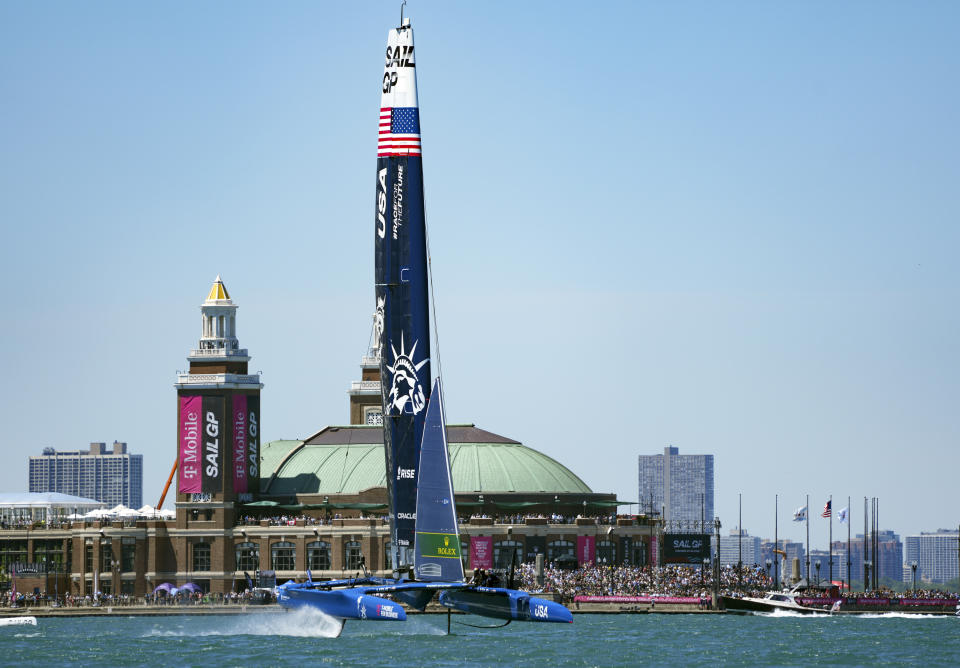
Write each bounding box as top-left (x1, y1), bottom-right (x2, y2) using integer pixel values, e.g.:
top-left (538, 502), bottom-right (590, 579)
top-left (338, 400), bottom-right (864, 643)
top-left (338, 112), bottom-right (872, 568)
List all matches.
top-left (364, 407), bottom-right (383, 426)
top-left (307, 541), bottom-right (331, 571)
top-left (121, 580), bottom-right (135, 595)
top-left (494, 540), bottom-right (522, 569)
top-left (0, 540), bottom-right (28, 574)
top-left (459, 536), bottom-right (470, 571)
top-left (547, 540), bottom-right (574, 563)
top-left (383, 541), bottom-right (393, 571)
top-left (235, 542), bottom-right (260, 572)
top-left (193, 542), bottom-right (211, 572)
top-left (344, 541), bottom-right (363, 571)
top-left (597, 540), bottom-right (616, 565)
top-left (271, 541), bottom-right (296, 571)
top-left (121, 538), bottom-right (136, 572)
top-left (32, 540), bottom-right (64, 571)
top-left (100, 539), bottom-right (113, 571)
top-left (84, 540), bottom-right (93, 573)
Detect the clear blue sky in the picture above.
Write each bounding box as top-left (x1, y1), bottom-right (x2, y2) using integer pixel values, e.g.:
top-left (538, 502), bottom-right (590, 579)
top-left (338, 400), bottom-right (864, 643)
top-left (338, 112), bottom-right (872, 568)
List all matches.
top-left (2, 1), bottom-right (958, 551)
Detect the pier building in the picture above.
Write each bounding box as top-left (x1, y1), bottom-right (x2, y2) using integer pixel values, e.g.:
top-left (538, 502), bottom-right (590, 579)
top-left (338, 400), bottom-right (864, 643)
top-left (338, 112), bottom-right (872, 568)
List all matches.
top-left (0, 278), bottom-right (655, 598)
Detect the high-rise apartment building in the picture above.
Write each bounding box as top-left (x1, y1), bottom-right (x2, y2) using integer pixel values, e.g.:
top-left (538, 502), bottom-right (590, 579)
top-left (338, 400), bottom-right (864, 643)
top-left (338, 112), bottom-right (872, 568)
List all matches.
top-left (718, 529), bottom-right (762, 567)
top-left (638, 447), bottom-right (714, 527)
top-left (29, 441), bottom-right (143, 508)
top-left (903, 529), bottom-right (959, 584)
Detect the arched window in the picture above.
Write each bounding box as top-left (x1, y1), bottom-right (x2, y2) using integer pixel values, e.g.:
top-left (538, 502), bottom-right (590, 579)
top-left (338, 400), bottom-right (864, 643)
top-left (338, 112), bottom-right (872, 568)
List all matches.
top-left (235, 542), bottom-right (259, 572)
top-left (596, 540), bottom-right (616, 565)
top-left (548, 540), bottom-right (574, 563)
top-left (494, 540), bottom-right (522, 570)
top-left (272, 541), bottom-right (296, 571)
top-left (344, 541), bottom-right (363, 571)
top-left (307, 541), bottom-right (331, 571)
top-left (193, 542), bottom-right (211, 571)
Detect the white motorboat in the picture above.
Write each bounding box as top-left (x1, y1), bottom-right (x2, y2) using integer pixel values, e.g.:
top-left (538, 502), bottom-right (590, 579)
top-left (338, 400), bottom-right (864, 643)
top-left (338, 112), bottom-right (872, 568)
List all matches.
top-left (0, 617), bottom-right (37, 627)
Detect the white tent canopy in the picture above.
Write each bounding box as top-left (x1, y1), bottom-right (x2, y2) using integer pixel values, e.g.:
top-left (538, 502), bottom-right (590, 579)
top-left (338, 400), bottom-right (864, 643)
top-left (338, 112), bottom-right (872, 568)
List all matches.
top-left (0, 492), bottom-right (106, 525)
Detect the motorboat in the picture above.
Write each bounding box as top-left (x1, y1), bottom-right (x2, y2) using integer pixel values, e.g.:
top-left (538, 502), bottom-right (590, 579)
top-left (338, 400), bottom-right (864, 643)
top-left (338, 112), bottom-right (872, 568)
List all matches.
top-left (722, 584), bottom-right (841, 615)
top-left (0, 617), bottom-right (37, 627)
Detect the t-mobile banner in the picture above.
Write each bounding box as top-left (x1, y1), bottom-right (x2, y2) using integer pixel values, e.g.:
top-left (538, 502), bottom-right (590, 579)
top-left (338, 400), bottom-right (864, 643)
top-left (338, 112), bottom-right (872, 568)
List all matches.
top-left (577, 535), bottom-right (596, 566)
top-left (178, 396), bottom-right (202, 493)
top-left (247, 395), bottom-right (260, 494)
top-left (201, 395), bottom-right (224, 494)
top-left (232, 395), bottom-right (248, 494)
top-left (470, 536), bottom-right (492, 569)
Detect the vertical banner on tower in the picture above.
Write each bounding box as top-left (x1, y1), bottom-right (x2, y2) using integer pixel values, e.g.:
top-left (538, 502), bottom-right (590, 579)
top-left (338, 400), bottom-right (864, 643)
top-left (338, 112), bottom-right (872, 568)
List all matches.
top-left (577, 535), bottom-right (596, 566)
top-left (201, 395), bottom-right (224, 494)
top-left (247, 395), bottom-right (260, 496)
top-left (232, 395), bottom-right (248, 494)
top-left (470, 536), bottom-right (493, 570)
top-left (178, 395), bottom-right (202, 493)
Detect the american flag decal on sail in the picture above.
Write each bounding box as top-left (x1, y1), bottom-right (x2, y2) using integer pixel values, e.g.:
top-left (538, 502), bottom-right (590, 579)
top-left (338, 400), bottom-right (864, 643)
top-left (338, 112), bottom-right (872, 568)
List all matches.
top-left (378, 107), bottom-right (421, 157)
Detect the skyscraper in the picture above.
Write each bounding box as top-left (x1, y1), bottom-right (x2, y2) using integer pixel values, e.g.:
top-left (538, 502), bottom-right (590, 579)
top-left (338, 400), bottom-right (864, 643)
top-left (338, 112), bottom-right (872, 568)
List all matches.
top-left (638, 447), bottom-right (714, 527)
top-left (29, 441), bottom-right (143, 508)
top-left (903, 529), bottom-right (959, 584)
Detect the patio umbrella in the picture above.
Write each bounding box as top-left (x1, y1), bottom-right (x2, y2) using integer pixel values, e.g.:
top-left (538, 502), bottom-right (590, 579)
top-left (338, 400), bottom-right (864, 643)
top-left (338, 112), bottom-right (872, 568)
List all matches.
top-left (180, 582), bottom-right (202, 593)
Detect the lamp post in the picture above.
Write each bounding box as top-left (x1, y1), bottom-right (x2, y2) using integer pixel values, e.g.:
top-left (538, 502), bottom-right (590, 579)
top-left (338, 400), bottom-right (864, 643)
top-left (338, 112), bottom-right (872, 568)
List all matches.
top-left (765, 559), bottom-right (772, 589)
top-left (702, 557), bottom-right (709, 587)
top-left (815, 560), bottom-right (821, 586)
top-left (911, 561), bottom-right (918, 592)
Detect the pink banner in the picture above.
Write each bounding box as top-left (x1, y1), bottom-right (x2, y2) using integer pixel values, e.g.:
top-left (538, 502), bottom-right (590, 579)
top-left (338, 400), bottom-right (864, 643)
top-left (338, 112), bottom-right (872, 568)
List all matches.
top-left (576, 535), bottom-right (596, 566)
top-left (650, 536), bottom-right (658, 566)
top-left (900, 598), bottom-right (958, 606)
top-left (178, 395), bottom-right (201, 493)
top-left (232, 395), bottom-right (248, 494)
top-left (470, 536), bottom-right (492, 569)
top-left (574, 596), bottom-right (705, 604)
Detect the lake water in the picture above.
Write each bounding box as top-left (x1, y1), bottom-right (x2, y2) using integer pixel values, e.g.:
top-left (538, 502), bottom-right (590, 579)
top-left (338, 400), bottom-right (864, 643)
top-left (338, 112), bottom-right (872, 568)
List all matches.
top-left (1, 610), bottom-right (957, 667)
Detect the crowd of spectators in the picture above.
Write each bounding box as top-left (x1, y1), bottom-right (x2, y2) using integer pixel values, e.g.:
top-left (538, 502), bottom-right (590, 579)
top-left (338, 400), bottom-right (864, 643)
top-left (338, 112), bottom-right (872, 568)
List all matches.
top-left (515, 563), bottom-right (959, 602)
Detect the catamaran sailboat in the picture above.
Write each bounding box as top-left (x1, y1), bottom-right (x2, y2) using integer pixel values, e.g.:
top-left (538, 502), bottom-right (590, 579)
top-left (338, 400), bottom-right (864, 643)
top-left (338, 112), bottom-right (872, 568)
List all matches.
top-left (275, 12), bottom-right (573, 631)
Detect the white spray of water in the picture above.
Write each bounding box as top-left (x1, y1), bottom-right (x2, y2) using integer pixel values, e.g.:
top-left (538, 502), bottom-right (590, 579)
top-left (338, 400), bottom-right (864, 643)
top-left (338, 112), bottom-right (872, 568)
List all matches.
top-left (141, 608), bottom-right (345, 638)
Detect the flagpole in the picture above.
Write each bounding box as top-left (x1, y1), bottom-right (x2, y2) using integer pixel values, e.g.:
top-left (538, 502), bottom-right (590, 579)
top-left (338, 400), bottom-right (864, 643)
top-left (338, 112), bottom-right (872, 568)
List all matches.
top-left (846, 495), bottom-right (851, 594)
top-left (863, 496), bottom-right (868, 591)
top-left (774, 494), bottom-right (778, 589)
top-left (829, 494), bottom-right (833, 584)
top-left (805, 493), bottom-right (810, 583)
top-left (738, 492), bottom-right (742, 592)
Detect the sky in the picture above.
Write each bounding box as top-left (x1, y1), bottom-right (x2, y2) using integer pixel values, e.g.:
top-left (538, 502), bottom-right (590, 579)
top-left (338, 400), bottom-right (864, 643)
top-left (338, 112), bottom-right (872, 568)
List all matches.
top-left (1, 1), bottom-right (958, 550)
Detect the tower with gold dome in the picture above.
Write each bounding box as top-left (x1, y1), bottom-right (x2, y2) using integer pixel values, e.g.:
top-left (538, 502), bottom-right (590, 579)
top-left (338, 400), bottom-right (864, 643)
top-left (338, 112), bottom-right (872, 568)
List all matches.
top-left (174, 276), bottom-right (263, 522)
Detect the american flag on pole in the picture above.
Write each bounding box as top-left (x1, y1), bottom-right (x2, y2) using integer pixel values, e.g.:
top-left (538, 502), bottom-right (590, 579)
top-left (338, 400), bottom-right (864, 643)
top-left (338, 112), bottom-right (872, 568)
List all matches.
top-left (378, 107), bottom-right (421, 157)
top-left (821, 500), bottom-right (832, 518)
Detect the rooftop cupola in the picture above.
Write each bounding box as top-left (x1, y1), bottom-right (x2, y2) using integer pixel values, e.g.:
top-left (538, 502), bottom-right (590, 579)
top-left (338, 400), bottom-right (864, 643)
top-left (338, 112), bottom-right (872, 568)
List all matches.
top-left (189, 275), bottom-right (249, 363)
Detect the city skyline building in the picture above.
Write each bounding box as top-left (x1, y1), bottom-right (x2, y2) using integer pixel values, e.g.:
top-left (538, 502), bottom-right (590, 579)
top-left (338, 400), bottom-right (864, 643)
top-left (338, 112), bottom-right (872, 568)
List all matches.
top-left (903, 529), bottom-right (960, 584)
top-left (638, 447), bottom-right (714, 528)
top-left (718, 528), bottom-right (762, 568)
top-left (28, 441), bottom-right (143, 508)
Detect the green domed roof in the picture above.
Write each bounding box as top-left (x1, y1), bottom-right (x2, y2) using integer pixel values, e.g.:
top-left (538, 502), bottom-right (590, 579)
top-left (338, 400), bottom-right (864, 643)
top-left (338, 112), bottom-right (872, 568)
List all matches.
top-left (261, 425), bottom-right (592, 496)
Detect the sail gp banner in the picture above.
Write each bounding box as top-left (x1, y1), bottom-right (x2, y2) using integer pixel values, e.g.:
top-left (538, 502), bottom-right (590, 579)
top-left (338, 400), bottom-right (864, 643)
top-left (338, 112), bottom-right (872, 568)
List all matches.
top-left (662, 534), bottom-right (711, 564)
top-left (232, 395), bottom-right (247, 494)
top-left (247, 395), bottom-right (260, 495)
top-left (201, 396), bottom-right (224, 494)
top-left (470, 536), bottom-right (493, 569)
top-left (178, 396), bottom-right (202, 493)
top-left (577, 535), bottom-right (596, 566)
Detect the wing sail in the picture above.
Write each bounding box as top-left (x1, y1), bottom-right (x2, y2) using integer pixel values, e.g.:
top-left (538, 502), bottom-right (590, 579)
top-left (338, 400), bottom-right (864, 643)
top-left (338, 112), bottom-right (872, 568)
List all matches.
top-left (414, 378), bottom-right (464, 582)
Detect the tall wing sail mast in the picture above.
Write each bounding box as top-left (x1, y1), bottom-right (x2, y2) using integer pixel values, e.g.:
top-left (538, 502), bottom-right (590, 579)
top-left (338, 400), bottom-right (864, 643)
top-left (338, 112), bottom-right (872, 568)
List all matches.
top-left (414, 378), bottom-right (464, 582)
top-left (374, 16), bottom-right (431, 566)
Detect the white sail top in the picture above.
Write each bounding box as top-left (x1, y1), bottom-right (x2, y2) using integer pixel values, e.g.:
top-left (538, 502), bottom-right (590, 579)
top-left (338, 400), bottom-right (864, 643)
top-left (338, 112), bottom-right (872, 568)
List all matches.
top-left (378, 19), bottom-right (421, 157)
